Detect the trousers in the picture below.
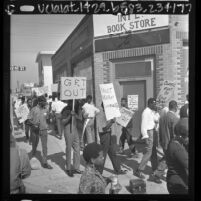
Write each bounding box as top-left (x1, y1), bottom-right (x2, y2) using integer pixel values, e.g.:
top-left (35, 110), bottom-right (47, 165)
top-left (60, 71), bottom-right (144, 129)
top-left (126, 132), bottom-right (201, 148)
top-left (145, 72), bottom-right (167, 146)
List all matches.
top-left (64, 124), bottom-right (80, 171)
top-left (98, 132), bottom-right (121, 174)
top-left (138, 130), bottom-right (158, 172)
top-left (55, 113), bottom-right (63, 137)
top-left (31, 129), bottom-right (48, 164)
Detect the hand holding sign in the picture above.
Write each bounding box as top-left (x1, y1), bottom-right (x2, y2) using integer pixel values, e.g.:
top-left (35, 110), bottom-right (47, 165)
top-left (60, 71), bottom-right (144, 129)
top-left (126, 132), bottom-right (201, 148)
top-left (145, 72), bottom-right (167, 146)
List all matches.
top-left (116, 107), bottom-right (134, 127)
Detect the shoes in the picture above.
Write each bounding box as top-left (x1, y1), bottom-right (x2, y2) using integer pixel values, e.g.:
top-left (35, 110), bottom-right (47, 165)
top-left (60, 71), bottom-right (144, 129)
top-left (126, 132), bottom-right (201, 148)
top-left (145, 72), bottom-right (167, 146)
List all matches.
top-left (43, 163), bottom-right (53, 169)
top-left (116, 169), bottom-right (127, 175)
top-left (66, 170), bottom-right (74, 177)
top-left (134, 170), bottom-right (145, 179)
top-left (72, 169), bottom-right (83, 174)
top-left (148, 174), bottom-right (162, 184)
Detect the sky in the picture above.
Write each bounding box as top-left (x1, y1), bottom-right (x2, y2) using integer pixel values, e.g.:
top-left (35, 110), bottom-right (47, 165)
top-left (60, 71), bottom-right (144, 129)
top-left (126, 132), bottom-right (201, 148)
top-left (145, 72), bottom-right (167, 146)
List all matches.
top-left (10, 15), bottom-right (84, 91)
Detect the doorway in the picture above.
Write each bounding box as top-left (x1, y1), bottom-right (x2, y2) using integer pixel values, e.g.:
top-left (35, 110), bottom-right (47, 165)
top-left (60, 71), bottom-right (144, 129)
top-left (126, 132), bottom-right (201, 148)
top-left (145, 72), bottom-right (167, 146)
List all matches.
top-left (120, 80), bottom-right (146, 138)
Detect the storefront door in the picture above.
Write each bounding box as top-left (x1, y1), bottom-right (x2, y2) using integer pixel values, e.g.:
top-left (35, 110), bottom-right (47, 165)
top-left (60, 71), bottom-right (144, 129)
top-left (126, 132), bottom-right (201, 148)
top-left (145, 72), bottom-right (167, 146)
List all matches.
top-left (120, 80), bottom-right (146, 139)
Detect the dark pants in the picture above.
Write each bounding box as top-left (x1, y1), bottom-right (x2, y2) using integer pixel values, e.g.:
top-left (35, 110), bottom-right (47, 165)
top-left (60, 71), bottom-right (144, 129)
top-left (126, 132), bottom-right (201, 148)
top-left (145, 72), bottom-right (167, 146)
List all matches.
top-left (63, 124), bottom-right (80, 171)
top-left (119, 128), bottom-right (136, 153)
top-left (25, 123), bottom-right (32, 142)
top-left (153, 148), bottom-right (167, 177)
top-left (98, 132), bottom-right (121, 174)
top-left (55, 113), bottom-right (63, 137)
top-left (138, 130), bottom-right (158, 172)
top-left (31, 129), bottom-right (48, 164)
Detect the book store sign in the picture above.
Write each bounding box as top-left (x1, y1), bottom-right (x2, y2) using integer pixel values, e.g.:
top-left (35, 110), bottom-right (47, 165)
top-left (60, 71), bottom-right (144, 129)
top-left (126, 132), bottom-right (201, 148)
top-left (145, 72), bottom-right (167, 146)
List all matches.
top-left (93, 14), bottom-right (169, 37)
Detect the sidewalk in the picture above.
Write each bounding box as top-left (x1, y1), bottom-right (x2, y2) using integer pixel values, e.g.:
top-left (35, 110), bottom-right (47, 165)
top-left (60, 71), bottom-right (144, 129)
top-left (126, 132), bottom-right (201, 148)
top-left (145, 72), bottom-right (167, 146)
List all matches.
top-left (14, 128), bottom-right (168, 194)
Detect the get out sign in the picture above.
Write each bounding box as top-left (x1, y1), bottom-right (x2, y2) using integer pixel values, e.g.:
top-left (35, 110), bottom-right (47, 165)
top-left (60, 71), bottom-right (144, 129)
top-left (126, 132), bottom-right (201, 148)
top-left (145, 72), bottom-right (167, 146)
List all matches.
top-left (60, 77), bottom-right (86, 100)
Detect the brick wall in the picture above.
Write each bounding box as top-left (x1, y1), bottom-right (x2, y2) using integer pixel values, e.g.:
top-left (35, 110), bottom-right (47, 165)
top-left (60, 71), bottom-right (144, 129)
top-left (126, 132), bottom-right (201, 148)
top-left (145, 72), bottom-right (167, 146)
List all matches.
top-left (93, 16), bottom-right (188, 108)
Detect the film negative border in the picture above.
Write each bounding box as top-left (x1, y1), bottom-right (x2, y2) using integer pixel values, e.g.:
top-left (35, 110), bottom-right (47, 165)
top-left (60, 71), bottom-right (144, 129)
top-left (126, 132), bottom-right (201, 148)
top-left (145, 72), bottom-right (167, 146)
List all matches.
top-left (4, 1), bottom-right (192, 15)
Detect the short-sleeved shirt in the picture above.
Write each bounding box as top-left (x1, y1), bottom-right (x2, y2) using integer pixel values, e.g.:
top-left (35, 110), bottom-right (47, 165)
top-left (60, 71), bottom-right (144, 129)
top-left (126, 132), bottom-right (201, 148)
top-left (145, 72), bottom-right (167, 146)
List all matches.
top-left (79, 165), bottom-right (107, 194)
top-left (27, 105), bottom-right (49, 131)
top-left (82, 103), bottom-right (100, 118)
top-left (51, 100), bottom-right (67, 114)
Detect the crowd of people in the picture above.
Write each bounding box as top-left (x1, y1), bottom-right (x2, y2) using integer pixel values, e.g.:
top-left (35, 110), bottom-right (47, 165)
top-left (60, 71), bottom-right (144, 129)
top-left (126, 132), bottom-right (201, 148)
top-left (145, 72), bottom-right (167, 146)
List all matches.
top-left (10, 92), bottom-right (189, 194)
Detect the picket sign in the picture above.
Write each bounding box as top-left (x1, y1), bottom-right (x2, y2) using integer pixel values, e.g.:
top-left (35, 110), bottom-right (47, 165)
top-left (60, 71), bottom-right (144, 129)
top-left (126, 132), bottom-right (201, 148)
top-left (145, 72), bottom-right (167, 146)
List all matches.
top-left (157, 80), bottom-right (176, 107)
top-left (32, 86), bottom-right (49, 96)
top-left (116, 107), bottom-right (134, 127)
top-left (99, 83), bottom-right (121, 121)
top-left (16, 104), bottom-right (30, 123)
top-left (60, 77), bottom-right (87, 131)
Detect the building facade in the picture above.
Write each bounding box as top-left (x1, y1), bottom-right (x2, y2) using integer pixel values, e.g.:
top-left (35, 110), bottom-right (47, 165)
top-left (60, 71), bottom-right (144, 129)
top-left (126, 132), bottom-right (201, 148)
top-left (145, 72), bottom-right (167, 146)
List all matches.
top-left (36, 51), bottom-right (55, 95)
top-left (52, 15), bottom-right (189, 138)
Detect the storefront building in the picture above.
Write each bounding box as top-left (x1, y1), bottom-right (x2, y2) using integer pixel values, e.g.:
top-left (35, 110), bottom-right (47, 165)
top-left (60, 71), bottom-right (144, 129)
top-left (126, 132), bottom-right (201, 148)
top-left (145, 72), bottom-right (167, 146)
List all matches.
top-left (36, 51), bottom-right (55, 95)
top-left (52, 14), bottom-right (188, 137)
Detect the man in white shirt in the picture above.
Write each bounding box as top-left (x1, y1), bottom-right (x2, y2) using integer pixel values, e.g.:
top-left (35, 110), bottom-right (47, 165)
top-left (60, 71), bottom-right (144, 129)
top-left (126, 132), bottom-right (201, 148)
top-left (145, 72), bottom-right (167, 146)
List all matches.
top-left (51, 95), bottom-right (67, 140)
top-left (134, 98), bottom-right (160, 180)
top-left (81, 95), bottom-right (100, 144)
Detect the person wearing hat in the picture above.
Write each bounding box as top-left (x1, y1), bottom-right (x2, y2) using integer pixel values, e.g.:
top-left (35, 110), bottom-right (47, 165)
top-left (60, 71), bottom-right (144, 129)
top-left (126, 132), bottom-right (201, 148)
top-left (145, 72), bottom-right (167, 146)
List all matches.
top-left (166, 118), bottom-right (188, 194)
top-left (79, 142), bottom-right (111, 194)
top-left (134, 98), bottom-right (160, 180)
top-left (27, 95), bottom-right (52, 169)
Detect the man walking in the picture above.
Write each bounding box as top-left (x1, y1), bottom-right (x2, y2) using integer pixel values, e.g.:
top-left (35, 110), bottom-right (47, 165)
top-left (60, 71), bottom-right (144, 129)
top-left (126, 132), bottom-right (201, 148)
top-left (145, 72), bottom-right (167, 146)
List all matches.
top-left (134, 98), bottom-right (159, 181)
top-left (97, 102), bottom-right (127, 175)
top-left (27, 96), bottom-right (52, 169)
top-left (118, 98), bottom-right (139, 158)
top-left (150, 100), bottom-right (179, 183)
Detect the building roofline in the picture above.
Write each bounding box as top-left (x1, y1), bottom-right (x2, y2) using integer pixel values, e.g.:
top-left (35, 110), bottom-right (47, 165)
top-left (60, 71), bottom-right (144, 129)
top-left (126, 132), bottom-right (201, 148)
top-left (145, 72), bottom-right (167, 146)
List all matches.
top-left (52, 15), bottom-right (91, 59)
top-left (36, 51), bottom-right (55, 62)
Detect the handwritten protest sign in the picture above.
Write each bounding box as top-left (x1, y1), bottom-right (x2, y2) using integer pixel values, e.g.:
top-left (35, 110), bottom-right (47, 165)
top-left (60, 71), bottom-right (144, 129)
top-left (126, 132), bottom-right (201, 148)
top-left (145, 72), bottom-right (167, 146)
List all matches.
top-left (116, 107), bottom-right (134, 127)
top-left (99, 83), bottom-right (121, 121)
top-left (157, 80), bottom-right (176, 106)
top-left (51, 84), bottom-right (58, 93)
top-left (16, 104), bottom-right (30, 123)
top-left (32, 86), bottom-right (49, 96)
top-left (60, 77), bottom-right (86, 100)
top-left (128, 95), bottom-right (138, 111)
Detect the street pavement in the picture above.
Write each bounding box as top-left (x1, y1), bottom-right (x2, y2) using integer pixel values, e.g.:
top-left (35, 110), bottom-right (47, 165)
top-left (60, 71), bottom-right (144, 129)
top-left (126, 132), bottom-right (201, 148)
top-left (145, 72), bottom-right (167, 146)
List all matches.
top-left (13, 125), bottom-right (169, 194)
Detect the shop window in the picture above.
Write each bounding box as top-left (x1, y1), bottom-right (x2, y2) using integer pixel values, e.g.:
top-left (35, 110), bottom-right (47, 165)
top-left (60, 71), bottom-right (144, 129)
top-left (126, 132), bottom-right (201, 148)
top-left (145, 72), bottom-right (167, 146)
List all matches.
top-left (115, 61), bottom-right (151, 79)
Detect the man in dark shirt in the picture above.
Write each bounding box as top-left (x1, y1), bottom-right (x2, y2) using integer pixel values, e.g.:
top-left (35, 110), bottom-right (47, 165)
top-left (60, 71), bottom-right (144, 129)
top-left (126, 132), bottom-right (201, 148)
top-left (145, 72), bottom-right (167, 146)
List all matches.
top-left (96, 103), bottom-right (127, 175)
top-left (27, 96), bottom-right (52, 169)
top-left (150, 100), bottom-right (179, 183)
top-left (166, 118), bottom-right (188, 194)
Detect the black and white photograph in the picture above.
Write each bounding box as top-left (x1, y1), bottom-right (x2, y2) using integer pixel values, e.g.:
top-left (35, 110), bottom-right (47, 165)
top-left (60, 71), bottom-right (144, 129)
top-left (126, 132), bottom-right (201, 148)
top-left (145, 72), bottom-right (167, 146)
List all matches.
top-left (4, 0), bottom-right (194, 198)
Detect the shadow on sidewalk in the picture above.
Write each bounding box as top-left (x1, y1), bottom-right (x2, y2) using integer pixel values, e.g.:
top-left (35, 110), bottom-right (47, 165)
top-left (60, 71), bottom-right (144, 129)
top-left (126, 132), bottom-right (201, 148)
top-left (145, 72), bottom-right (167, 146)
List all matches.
top-left (47, 152), bottom-right (66, 172)
top-left (116, 152), bottom-right (152, 176)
